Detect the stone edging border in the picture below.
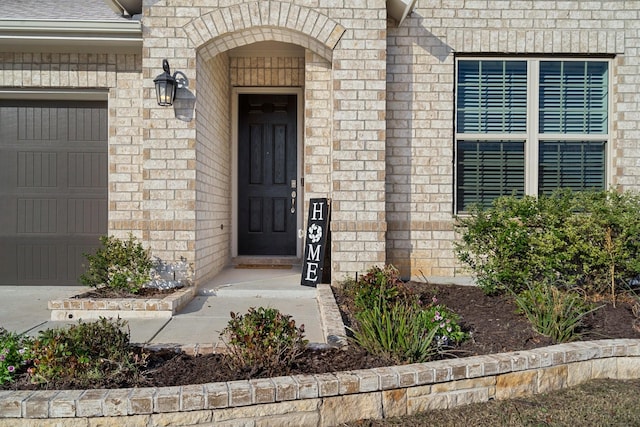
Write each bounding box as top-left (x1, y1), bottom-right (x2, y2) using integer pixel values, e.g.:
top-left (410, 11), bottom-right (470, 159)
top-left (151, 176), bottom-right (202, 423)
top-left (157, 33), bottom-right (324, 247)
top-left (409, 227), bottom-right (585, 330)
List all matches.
top-left (1, 339), bottom-right (640, 426)
top-left (47, 287), bottom-right (196, 321)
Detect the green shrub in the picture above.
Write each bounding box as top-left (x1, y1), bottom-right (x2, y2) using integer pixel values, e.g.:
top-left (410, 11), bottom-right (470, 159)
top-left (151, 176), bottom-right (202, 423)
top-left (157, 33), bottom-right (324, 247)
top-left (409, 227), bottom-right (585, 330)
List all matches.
top-left (346, 265), bottom-right (467, 363)
top-left (28, 318), bottom-right (146, 387)
top-left (221, 307), bottom-right (308, 376)
top-left (514, 282), bottom-right (601, 343)
top-left (344, 264), bottom-right (404, 310)
top-left (455, 189), bottom-right (640, 297)
top-left (80, 234), bottom-right (153, 294)
top-left (421, 299), bottom-right (468, 347)
top-left (351, 298), bottom-right (438, 364)
top-left (0, 328), bottom-right (33, 385)
top-left (566, 191), bottom-right (640, 300)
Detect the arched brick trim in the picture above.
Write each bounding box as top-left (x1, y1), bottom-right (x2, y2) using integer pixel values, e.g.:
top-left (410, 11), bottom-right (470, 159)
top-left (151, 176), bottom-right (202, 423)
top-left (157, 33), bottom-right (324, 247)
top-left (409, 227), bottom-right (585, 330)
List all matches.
top-left (182, 1), bottom-right (345, 61)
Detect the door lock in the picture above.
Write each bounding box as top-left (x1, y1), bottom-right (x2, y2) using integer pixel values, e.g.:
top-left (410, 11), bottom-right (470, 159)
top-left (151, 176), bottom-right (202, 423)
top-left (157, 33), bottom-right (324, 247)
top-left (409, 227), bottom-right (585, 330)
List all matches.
top-left (291, 190), bottom-right (296, 214)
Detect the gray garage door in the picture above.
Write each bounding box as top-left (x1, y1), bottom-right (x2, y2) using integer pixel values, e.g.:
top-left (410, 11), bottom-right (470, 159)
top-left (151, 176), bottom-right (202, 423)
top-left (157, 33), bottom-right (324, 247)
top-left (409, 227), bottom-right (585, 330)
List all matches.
top-left (0, 100), bottom-right (108, 285)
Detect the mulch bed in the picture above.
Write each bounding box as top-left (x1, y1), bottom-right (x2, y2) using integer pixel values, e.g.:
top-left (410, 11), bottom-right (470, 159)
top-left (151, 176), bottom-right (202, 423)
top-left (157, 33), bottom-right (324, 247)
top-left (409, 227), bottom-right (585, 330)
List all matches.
top-left (5, 282), bottom-right (640, 390)
top-left (72, 287), bottom-right (182, 299)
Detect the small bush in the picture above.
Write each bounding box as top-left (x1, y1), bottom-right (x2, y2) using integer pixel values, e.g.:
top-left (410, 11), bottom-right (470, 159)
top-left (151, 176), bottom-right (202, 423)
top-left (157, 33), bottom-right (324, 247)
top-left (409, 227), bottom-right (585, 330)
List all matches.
top-left (346, 265), bottom-right (467, 363)
top-left (421, 299), bottom-right (468, 347)
top-left (0, 328), bottom-right (33, 385)
top-left (28, 318), bottom-right (146, 388)
top-left (344, 264), bottom-right (404, 310)
top-left (80, 234), bottom-right (153, 294)
top-left (455, 189), bottom-right (640, 297)
top-left (221, 307), bottom-right (308, 377)
top-left (352, 298), bottom-right (439, 364)
top-left (514, 282), bottom-right (601, 343)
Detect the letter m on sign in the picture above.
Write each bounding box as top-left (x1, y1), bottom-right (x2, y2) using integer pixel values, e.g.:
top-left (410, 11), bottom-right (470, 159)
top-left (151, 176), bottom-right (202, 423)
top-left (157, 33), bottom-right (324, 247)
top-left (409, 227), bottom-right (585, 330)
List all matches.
top-left (301, 198), bottom-right (330, 287)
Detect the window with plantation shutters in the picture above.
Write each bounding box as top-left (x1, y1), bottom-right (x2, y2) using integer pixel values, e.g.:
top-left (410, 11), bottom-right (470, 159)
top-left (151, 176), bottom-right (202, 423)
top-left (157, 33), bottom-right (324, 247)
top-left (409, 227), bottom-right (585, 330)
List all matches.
top-left (456, 141), bottom-right (525, 210)
top-left (455, 60), bottom-right (527, 211)
top-left (537, 61), bottom-right (608, 195)
top-left (455, 58), bottom-right (609, 212)
top-left (538, 141), bottom-right (606, 194)
top-left (539, 62), bottom-right (608, 135)
top-left (457, 61), bottom-right (527, 134)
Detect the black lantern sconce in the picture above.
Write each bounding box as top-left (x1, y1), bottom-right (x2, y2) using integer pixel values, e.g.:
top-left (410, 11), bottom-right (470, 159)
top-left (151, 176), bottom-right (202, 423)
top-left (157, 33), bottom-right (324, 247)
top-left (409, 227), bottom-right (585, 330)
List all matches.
top-left (153, 59), bottom-right (188, 107)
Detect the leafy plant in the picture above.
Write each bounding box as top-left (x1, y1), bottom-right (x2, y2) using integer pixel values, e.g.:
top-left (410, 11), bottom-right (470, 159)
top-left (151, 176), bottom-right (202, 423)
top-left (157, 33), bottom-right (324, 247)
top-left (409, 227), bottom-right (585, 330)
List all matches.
top-left (514, 282), bottom-right (601, 343)
top-left (565, 191), bottom-right (640, 302)
top-left (351, 298), bottom-right (439, 364)
top-left (80, 234), bottom-right (153, 294)
top-left (221, 307), bottom-right (308, 377)
top-left (344, 264), bottom-right (404, 310)
top-left (0, 328), bottom-right (33, 385)
top-left (455, 189), bottom-right (640, 297)
top-left (421, 298), bottom-right (468, 347)
top-left (27, 318), bottom-right (146, 388)
top-left (345, 265), bottom-right (467, 363)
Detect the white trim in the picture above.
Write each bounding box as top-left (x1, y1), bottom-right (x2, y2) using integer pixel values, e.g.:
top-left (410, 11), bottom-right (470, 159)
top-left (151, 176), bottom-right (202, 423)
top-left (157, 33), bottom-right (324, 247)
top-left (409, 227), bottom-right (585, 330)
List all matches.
top-left (0, 19), bottom-right (142, 53)
top-left (0, 19), bottom-right (142, 33)
top-left (0, 89), bottom-right (109, 101)
top-left (527, 59), bottom-right (539, 195)
top-left (231, 87), bottom-right (304, 259)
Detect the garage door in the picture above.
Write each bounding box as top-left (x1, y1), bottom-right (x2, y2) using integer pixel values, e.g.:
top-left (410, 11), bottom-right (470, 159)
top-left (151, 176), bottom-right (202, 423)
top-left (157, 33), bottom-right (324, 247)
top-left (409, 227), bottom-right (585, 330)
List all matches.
top-left (0, 100), bottom-right (108, 285)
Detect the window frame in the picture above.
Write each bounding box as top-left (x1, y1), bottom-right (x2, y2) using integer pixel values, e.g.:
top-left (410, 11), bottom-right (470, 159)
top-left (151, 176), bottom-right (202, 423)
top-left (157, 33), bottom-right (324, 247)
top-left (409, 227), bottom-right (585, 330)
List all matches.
top-left (454, 56), bottom-right (613, 213)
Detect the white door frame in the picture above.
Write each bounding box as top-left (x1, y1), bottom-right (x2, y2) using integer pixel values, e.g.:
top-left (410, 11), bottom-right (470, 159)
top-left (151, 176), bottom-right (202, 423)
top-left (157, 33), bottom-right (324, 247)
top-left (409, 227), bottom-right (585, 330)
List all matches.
top-left (231, 87), bottom-right (304, 259)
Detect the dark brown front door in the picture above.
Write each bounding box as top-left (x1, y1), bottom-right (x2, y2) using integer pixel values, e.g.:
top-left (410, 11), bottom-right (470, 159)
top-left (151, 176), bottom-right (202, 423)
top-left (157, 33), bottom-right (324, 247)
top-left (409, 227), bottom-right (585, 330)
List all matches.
top-left (238, 94), bottom-right (298, 255)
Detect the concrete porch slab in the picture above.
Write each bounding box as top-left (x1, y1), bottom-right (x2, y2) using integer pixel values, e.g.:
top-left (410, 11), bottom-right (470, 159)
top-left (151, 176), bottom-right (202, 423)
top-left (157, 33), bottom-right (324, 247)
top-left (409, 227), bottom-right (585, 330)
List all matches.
top-left (0, 266), bottom-right (341, 350)
top-left (149, 294), bottom-right (324, 345)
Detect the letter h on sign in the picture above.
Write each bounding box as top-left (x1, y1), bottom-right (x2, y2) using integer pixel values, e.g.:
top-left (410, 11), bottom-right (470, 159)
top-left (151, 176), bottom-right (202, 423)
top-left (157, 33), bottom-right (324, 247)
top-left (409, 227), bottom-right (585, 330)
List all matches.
top-left (301, 198), bottom-right (330, 287)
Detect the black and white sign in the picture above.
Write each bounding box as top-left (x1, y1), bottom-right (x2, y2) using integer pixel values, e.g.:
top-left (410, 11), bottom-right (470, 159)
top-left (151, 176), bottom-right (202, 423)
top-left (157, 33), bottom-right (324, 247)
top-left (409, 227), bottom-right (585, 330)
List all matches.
top-left (301, 198), bottom-right (330, 287)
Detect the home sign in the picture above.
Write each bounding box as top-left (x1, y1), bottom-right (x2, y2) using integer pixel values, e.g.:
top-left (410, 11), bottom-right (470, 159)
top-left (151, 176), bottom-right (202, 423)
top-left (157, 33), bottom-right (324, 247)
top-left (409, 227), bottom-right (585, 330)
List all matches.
top-left (301, 198), bottom-right (330, 287)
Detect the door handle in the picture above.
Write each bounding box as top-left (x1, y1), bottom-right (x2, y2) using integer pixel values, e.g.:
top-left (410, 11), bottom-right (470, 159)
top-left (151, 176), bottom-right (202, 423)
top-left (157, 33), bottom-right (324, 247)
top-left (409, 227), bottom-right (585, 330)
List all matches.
top-left (291, 190), bottom-right (296, 214)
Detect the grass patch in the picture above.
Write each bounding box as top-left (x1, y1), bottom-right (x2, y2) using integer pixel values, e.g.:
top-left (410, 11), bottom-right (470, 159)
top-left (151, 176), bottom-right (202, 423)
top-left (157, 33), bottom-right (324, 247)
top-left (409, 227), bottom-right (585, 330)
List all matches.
top-left (345, 379), bottom-right (640, 426)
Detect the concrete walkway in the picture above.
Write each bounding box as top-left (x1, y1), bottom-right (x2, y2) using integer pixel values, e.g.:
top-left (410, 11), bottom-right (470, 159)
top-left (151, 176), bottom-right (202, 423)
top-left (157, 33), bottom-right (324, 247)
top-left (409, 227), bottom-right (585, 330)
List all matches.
top-left (0, 266), bottom-right (327, 347)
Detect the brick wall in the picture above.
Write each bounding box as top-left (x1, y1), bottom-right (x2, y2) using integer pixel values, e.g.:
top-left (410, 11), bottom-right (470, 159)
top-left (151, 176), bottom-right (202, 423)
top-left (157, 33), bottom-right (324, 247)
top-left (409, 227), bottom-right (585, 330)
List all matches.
top-left (386, 0), bottom-right (640, 279)
top-left (195, 53), bottom-right (231, 283)
top-left (304, 50), bottom-right (333, 201)
top-left (0, 52), bottom-right (145, 241)
top-left (230, 56), bottom-right (304, 86)
top-left (328, 1), bottom-right (388, 280)
top-left (8, 1), bottom-right (638, 285)
top-left (141, 0), bottom-right (197, 267)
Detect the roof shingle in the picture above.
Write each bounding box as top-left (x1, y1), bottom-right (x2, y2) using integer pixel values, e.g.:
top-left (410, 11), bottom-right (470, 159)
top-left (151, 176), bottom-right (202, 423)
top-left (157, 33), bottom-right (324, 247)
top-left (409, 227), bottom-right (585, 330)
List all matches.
top-left (3, 0), bottom-right (125, 21)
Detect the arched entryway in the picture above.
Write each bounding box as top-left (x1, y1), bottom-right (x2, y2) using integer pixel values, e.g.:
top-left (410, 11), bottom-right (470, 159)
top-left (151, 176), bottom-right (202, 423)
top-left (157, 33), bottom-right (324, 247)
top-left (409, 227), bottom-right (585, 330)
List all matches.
top-left (186, 5), bottom-right (344, 281)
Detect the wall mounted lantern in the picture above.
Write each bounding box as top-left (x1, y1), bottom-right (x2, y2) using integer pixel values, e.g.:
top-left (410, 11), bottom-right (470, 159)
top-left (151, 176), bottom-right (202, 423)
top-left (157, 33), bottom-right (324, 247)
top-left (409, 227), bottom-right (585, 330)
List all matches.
top-left (153, 59), bottom-right (188, 107)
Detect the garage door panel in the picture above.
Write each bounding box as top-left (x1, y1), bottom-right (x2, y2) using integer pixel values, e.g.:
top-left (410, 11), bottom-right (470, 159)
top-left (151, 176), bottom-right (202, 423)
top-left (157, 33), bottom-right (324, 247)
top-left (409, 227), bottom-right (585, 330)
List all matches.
top-left (0, 237), bottom-right (104, 286)
top-left (18, 151), bottom-right (58, 187)
top-left (1, 104), bottom-right (107, 145)
top-left (67, 107), bottom-right (108, 142)
top-left (17, 243), bottom-right (59, 282)
top-left (18, 106), bottom-right (60, 141)
top-left (0, 100), bottom-right (107, 286)
top-left (17, 198), bottom-right (58, 234)
top-left (67, 199), bottom-right (108, 234)
top-left (68, 152), bottom-right (108, 188)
